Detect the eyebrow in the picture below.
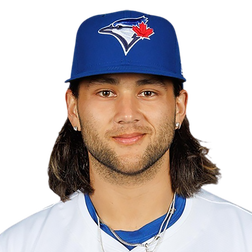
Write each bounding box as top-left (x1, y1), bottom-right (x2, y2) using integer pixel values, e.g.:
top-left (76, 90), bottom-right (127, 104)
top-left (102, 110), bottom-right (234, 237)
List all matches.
top-left (136, 77), bottom-right (168, 87)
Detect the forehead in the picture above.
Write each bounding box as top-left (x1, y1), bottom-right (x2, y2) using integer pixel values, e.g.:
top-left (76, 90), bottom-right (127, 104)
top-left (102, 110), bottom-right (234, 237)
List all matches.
top-left (80, 73), bottom-right (174, 86)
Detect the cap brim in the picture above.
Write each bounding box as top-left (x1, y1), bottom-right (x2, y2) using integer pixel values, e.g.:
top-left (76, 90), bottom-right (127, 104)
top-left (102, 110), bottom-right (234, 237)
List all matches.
top-left (65, 66), bottom-right (186, 83)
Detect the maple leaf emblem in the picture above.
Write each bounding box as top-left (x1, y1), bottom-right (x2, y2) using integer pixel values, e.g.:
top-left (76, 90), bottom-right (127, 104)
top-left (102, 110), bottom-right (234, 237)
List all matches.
top-left (132, 22), bottom-right (154, 39)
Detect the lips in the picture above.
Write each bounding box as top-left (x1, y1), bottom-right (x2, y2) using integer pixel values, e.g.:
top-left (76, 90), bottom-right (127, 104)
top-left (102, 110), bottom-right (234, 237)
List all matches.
top-left (112, 133), bottom-right (146, 145)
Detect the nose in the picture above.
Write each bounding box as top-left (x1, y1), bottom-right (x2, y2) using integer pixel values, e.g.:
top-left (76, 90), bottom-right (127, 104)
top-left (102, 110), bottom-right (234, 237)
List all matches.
top-left (114, 94), bottom-right (141, 124)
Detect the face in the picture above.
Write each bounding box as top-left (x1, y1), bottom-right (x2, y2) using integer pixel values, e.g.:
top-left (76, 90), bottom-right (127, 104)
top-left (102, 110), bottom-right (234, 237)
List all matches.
top-left (67, 73), bottom-right (187, 181)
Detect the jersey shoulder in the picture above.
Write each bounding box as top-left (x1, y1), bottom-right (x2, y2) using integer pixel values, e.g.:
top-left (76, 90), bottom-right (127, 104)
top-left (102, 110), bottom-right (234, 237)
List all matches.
top-left (0, 192), bottom-right (81, 252)
top-left (196, 189), bottom-right (252, 215)
top-left (194, 189), bottom-right (252, 230)
top-left (169, 190), bottom-right (252, 251)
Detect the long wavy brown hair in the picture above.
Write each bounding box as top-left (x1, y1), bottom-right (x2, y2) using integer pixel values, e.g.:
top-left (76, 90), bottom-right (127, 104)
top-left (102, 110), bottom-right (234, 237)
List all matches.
top-left (48, 77), bottom-right (220, 201)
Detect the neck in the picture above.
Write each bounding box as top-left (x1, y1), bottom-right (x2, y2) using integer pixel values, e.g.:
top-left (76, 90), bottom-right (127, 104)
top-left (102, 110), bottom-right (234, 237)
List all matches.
top-left (89, 152), bottom-right (173, 231)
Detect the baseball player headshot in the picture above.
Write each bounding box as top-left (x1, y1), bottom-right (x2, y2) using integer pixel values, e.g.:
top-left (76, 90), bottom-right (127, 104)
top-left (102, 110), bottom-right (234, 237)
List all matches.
top-left (0, 8), bottom-right (252, 252)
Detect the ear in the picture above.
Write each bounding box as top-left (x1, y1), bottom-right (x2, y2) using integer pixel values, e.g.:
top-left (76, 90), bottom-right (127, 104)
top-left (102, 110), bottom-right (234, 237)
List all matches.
top-left (65, 89), bottom-right (81, 131)
top-left (175, 89), bottom-right (188, 127)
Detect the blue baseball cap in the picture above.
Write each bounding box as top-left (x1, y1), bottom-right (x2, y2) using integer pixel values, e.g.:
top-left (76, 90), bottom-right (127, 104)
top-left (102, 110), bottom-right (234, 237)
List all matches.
top-left (65, 10), bottom-right (186, 83)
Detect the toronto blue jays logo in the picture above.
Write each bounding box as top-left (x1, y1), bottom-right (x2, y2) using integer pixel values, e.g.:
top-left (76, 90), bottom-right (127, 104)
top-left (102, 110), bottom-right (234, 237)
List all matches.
top-left (98, 16), bottom-right (154, 55)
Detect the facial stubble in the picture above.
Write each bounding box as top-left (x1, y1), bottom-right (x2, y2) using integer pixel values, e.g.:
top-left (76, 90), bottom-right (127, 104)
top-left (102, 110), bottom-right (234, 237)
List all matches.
top-left (78, 113), bottom-right (176, 185)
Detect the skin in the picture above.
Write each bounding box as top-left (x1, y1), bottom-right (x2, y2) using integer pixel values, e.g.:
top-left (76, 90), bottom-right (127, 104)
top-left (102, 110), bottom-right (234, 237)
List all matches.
top-left (66, 73), bottom-right (188, 231)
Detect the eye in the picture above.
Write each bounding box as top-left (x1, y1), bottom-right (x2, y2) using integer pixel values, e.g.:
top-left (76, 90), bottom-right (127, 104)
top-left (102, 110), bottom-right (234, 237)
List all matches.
top-left (139, 90), bottom-right (157, 97)
top-left (97, 90), bottom-right (116, 98)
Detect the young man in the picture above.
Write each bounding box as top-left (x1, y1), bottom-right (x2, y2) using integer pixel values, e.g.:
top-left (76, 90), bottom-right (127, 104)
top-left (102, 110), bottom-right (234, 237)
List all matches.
top-left (0, 10), bottom-right (251, 252)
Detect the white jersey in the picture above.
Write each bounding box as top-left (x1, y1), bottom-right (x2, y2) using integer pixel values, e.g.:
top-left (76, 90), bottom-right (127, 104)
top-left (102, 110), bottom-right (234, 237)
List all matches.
top-left (0, 190), bottom-right (251, 252)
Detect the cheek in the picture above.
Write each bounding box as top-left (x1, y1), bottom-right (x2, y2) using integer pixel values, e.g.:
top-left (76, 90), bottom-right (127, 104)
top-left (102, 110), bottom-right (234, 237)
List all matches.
top-left (141, 101), bottom-right (176, 126)
top-left (78, 101), bottom-right (114, 132)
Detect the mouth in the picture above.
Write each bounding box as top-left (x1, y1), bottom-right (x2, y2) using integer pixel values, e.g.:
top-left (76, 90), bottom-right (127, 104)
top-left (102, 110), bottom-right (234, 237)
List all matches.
top-left (112, 133), bottom-right (146, 145)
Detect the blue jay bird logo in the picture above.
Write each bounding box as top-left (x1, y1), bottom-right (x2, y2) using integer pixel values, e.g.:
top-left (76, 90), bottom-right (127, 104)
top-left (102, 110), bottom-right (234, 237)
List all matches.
top-left (98, 16), bottom-right (154, 55)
